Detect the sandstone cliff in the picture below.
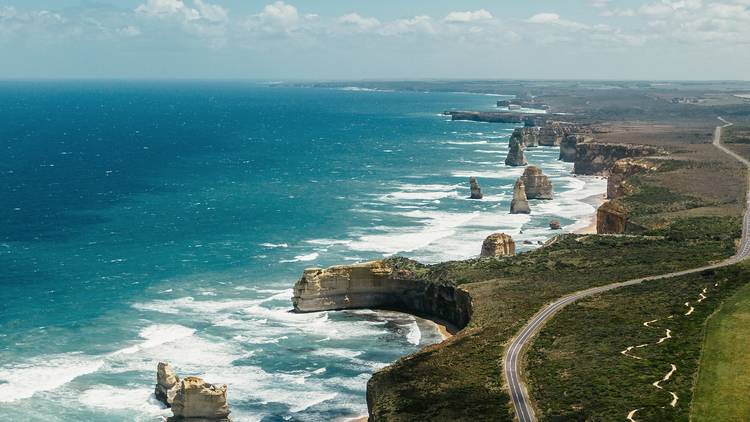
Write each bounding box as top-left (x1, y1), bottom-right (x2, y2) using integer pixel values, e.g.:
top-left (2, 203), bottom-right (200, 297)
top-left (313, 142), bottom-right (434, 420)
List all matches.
top-left (444, 111), bottom-right (524, 124)
top-left (538, 122), bottom-right (590, 146)
top-left (469, 176), bottom-right (483, 199)
top-left (559, 134), bottom-right (582, 162)
top-left (510, 179), bottom-right (531, 214)
top-left (505, 135), bottom-right (528, 167)
top-left (574, 142), bottom-right (659, 176)
top-left (480, 233), bottom-right (515, 257)
top-left (607, 158), bottom-right (660, 199)
top-left (521, 166), bottom-right (553, 200)
top-left (292, 259), bottom-right (473, 329)
top-left (596, 201), bottom-right (628, 234)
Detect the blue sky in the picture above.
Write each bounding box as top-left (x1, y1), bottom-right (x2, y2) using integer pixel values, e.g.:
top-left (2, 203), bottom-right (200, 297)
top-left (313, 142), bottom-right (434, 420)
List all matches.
top-left (1, 0), bottom-right (748, 80)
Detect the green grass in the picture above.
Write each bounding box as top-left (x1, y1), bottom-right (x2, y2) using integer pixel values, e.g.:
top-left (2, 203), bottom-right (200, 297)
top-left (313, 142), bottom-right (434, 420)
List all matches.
top-left (526, 263), bottom-right (750, 421)
top-left (691, 280), bottom-right (750, 421)
top-left (366, 218), bottom-right (740, 421)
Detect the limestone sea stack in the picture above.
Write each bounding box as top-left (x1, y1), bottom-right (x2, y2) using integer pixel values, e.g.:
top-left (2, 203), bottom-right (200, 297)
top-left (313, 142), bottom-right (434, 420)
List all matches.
top-left (469, 176), bottom-right (483, 199)
top-left (510, 127), bottom-right (540, 148)
top-left (170, 377), bottom-right (231, 422)
top-left (156, 362), bottom-right (179, 407)
top-left (480, 233), bottom-right (516, 257)
top-left (510, 179), bottom-right (531, 214)
top-left (521, 166), bottom-right (553, 199)
top-left (505, 135), bottom-right (528, 166)
top-left (549, 220), bottom-right (561, 230)
top-left (155, 363), bottom-right (232, 421)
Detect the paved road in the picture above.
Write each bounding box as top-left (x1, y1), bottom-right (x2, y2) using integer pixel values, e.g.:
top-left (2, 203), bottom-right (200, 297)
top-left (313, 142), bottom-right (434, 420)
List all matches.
top-left (504, 119), bottom-right (749, 422)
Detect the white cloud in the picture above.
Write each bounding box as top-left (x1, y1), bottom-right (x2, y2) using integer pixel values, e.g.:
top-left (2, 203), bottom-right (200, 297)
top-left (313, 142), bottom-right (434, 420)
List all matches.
top-left (589, 0), bottom-right (611, 8)
top-left (638, 0), bottom-right (703, 16)
top-left (443, 9), bottom-right (493, 23)
top-left (194, 0), bottom-right (228, 23)
top-left (380, 15), bottom-right (434, 36)
top-left (258, 1), bottom-right (299, 27)
top-left (527, 12), bottom-right (586, 29)
top-left (338, 13), bottom-right (380, 31)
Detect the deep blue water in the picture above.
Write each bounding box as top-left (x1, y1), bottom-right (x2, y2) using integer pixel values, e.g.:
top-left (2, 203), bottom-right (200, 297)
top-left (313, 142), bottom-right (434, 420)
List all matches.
top-left (0, 82), bottom-right (604, 421)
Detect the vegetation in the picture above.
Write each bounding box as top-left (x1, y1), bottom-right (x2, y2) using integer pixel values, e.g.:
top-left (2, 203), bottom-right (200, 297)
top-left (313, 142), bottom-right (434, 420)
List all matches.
top-left (526, 263), bottom-right (750, 421)
top-left (691, 280), bottom-right (750, 421)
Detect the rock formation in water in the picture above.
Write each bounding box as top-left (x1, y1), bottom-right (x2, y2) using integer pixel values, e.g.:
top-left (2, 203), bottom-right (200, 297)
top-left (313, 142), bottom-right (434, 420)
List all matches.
top-left (169, 377), bottom-right (231, 422)
top-left (521, 166), bottom-right (553, 199)
top-left (156, 363), bottom-right (232, 421)
top-left (505, 135), bottom-right (528, 167)
top-left (480, 233), bottom-right (516, 257)
top-left (549, 220), bottom-right (561, 230)
top-left (574, 142), bottom-right (659, 176)
top-left (511, 127), bottom-right (540, 148)
top-left (469, 176), bottom-right (483, 199)
top-left (156, 362), bottom-right (179, 407)
top-left (559, 134), bottom-right (582, 162)
top-left (510, 179), bottom-right (531, 214)
top-left (607, 158), bottom-right (659, 199)
top-left (292, 259), bottom-right (473, 328)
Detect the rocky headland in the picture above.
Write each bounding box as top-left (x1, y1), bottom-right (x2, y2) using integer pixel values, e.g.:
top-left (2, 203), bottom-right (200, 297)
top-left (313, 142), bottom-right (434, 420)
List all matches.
top-left (444, 111), bottom-right (540, 126)
top-left (574, 142), bottom-right (659, 176)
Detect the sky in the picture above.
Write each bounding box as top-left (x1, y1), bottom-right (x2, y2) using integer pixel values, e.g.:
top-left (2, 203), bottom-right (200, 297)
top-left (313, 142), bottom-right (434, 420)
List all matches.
top-left (0, 0), bottom-right (749, 80)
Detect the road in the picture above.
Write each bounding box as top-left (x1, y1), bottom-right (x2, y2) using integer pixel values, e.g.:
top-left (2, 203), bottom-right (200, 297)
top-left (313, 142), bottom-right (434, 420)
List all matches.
top-left (504, 119), bottom-right (749, 422)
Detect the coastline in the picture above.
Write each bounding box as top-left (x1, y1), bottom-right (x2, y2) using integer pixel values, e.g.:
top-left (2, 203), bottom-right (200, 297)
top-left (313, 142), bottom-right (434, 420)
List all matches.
top-left (574, 192), bottom-right (607, 234)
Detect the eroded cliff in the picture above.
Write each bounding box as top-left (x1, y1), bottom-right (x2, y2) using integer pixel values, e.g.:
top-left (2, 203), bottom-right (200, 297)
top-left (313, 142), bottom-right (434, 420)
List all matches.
top-left (574, 142), bottom-right (659, 176)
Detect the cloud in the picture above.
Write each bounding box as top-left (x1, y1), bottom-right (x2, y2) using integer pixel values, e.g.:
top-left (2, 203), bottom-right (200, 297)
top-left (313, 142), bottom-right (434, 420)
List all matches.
top-left (337, 13), bottom-right (380, 31)
top-left (526, 12), bottom-right (586, 29)
top-left (194, 0), bottom-right (228, 23)
top-left (380, 15), bottom-right (434, 36)
top-left (258, 1), bottom-right (299, 27)
top-left (443, 9), bottom-right (493, 23)
top-left (638, 0), bottom-right (703, 16)
top-left (135, 0), bottom-right (227, 22)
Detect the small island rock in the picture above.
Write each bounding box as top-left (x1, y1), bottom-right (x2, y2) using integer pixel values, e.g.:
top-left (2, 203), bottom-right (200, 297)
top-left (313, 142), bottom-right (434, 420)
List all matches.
top-left (549, 220), bottom-right (562, 230)
top-left (170, 377), bottom-right (231, 422)
top-left (480, 233), bottom-right (516, 257)
top-left (469, 176), bottom-right (483, 199)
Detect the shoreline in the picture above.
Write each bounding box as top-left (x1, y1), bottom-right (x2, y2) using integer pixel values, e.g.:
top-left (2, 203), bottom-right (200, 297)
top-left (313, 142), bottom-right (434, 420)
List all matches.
top-left (574, 192), bottom-right (607, 234)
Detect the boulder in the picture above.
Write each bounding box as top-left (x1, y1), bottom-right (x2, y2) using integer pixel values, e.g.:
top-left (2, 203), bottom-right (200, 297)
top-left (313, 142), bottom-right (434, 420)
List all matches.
top-left (549, 220), bottom-right (562, 230)
top-left (559, 134), bottom-right (582, 162)
top-left (469, 176), bottom-right (483, 199)
top-left (155, 362), bottom-right (179, 407)
top-left (169, 377), bottom-right (231, 422)
top-left (521, 166), bottom-right (553, 199)
top-left (510, 179), bottom-right (531, 214)
top-left (480, 233), bottom-right (516, 257)
top-left (505, 136), bottom-right (528, 167)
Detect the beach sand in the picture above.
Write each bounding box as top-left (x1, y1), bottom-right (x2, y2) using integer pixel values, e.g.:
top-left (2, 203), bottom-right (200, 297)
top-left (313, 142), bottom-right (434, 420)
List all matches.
top-left (575, 193), bottom-right (607, 234)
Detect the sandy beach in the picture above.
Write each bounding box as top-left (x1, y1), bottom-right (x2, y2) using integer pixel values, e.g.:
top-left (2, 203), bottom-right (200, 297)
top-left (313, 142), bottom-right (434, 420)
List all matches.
top-left (575, 192), bottom-right (607, 234)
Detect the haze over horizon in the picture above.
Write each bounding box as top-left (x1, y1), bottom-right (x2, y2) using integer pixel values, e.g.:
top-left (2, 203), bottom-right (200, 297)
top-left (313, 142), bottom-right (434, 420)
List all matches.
top-left (1, 0), bottom-right (749, 80)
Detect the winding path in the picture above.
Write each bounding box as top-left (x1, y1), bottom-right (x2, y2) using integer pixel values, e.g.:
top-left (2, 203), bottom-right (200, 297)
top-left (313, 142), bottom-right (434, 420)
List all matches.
top-left (503, 119), bottom-right (748, 422)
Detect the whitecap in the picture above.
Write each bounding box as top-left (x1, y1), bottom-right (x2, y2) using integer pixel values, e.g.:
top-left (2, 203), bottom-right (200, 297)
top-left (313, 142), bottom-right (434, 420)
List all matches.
top-left (0, 354), bottom-right (104, 402)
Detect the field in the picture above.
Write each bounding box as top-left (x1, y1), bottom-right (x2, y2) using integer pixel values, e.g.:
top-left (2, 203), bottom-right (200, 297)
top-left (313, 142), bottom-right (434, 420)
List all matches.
top-left (526, 262), bottom-right (750, 421)
top-left (691, 280), bottom-right (750, 421)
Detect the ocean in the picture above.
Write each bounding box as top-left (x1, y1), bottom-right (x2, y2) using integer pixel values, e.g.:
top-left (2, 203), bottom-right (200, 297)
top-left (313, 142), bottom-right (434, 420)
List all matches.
top-left (0, 82), bottom-right (605, 421)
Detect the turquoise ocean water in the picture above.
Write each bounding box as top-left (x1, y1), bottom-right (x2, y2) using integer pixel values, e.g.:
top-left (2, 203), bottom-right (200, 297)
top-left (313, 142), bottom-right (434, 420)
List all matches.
top-left (0, 82), bottom-right (605, 421)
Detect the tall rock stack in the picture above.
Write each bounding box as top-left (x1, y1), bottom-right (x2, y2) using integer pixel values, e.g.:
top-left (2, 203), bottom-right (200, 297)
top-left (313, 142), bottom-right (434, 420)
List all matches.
top-left (505, 135), bottom-right (528, 166)
top-left (155, 362), bottom-right (179, 407)
top-left (480, 233), bottom-right (516, 257)
top-left (510, 179), bottom-right (531, 214)
top-left (155, 363), bottom-right (232, 422)
top-left (511, 127), bottom-right (540, 148)
top-left (559, 134), bottom-right (581, 162)
top-left (521, 166), bottom-right (554, 199)
top-left (469, 176), bottom-right (483, 199)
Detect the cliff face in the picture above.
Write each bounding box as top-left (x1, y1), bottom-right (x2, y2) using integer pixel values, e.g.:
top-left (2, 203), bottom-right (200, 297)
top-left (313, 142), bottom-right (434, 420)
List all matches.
top-left (521, 166), bottom-right (553, 200)
top-left (538, 122), bottom-right (590, 146)
top-left (574, 142), bottom-right (658, 176)
top-left (505, 136), bottom-right (528, 166)
top-left (292, 259), bottom-right (473, 329)
top-left (607, 158), bottom-right (659, 199)
top-left (445, 111), bottom-right (524, 124)
top-left (559, 134), bottom-right (582, 162)
top-left (480, 233), bottom-right (516, 257)
top-left (597, 201), bottom-right (628, 234)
